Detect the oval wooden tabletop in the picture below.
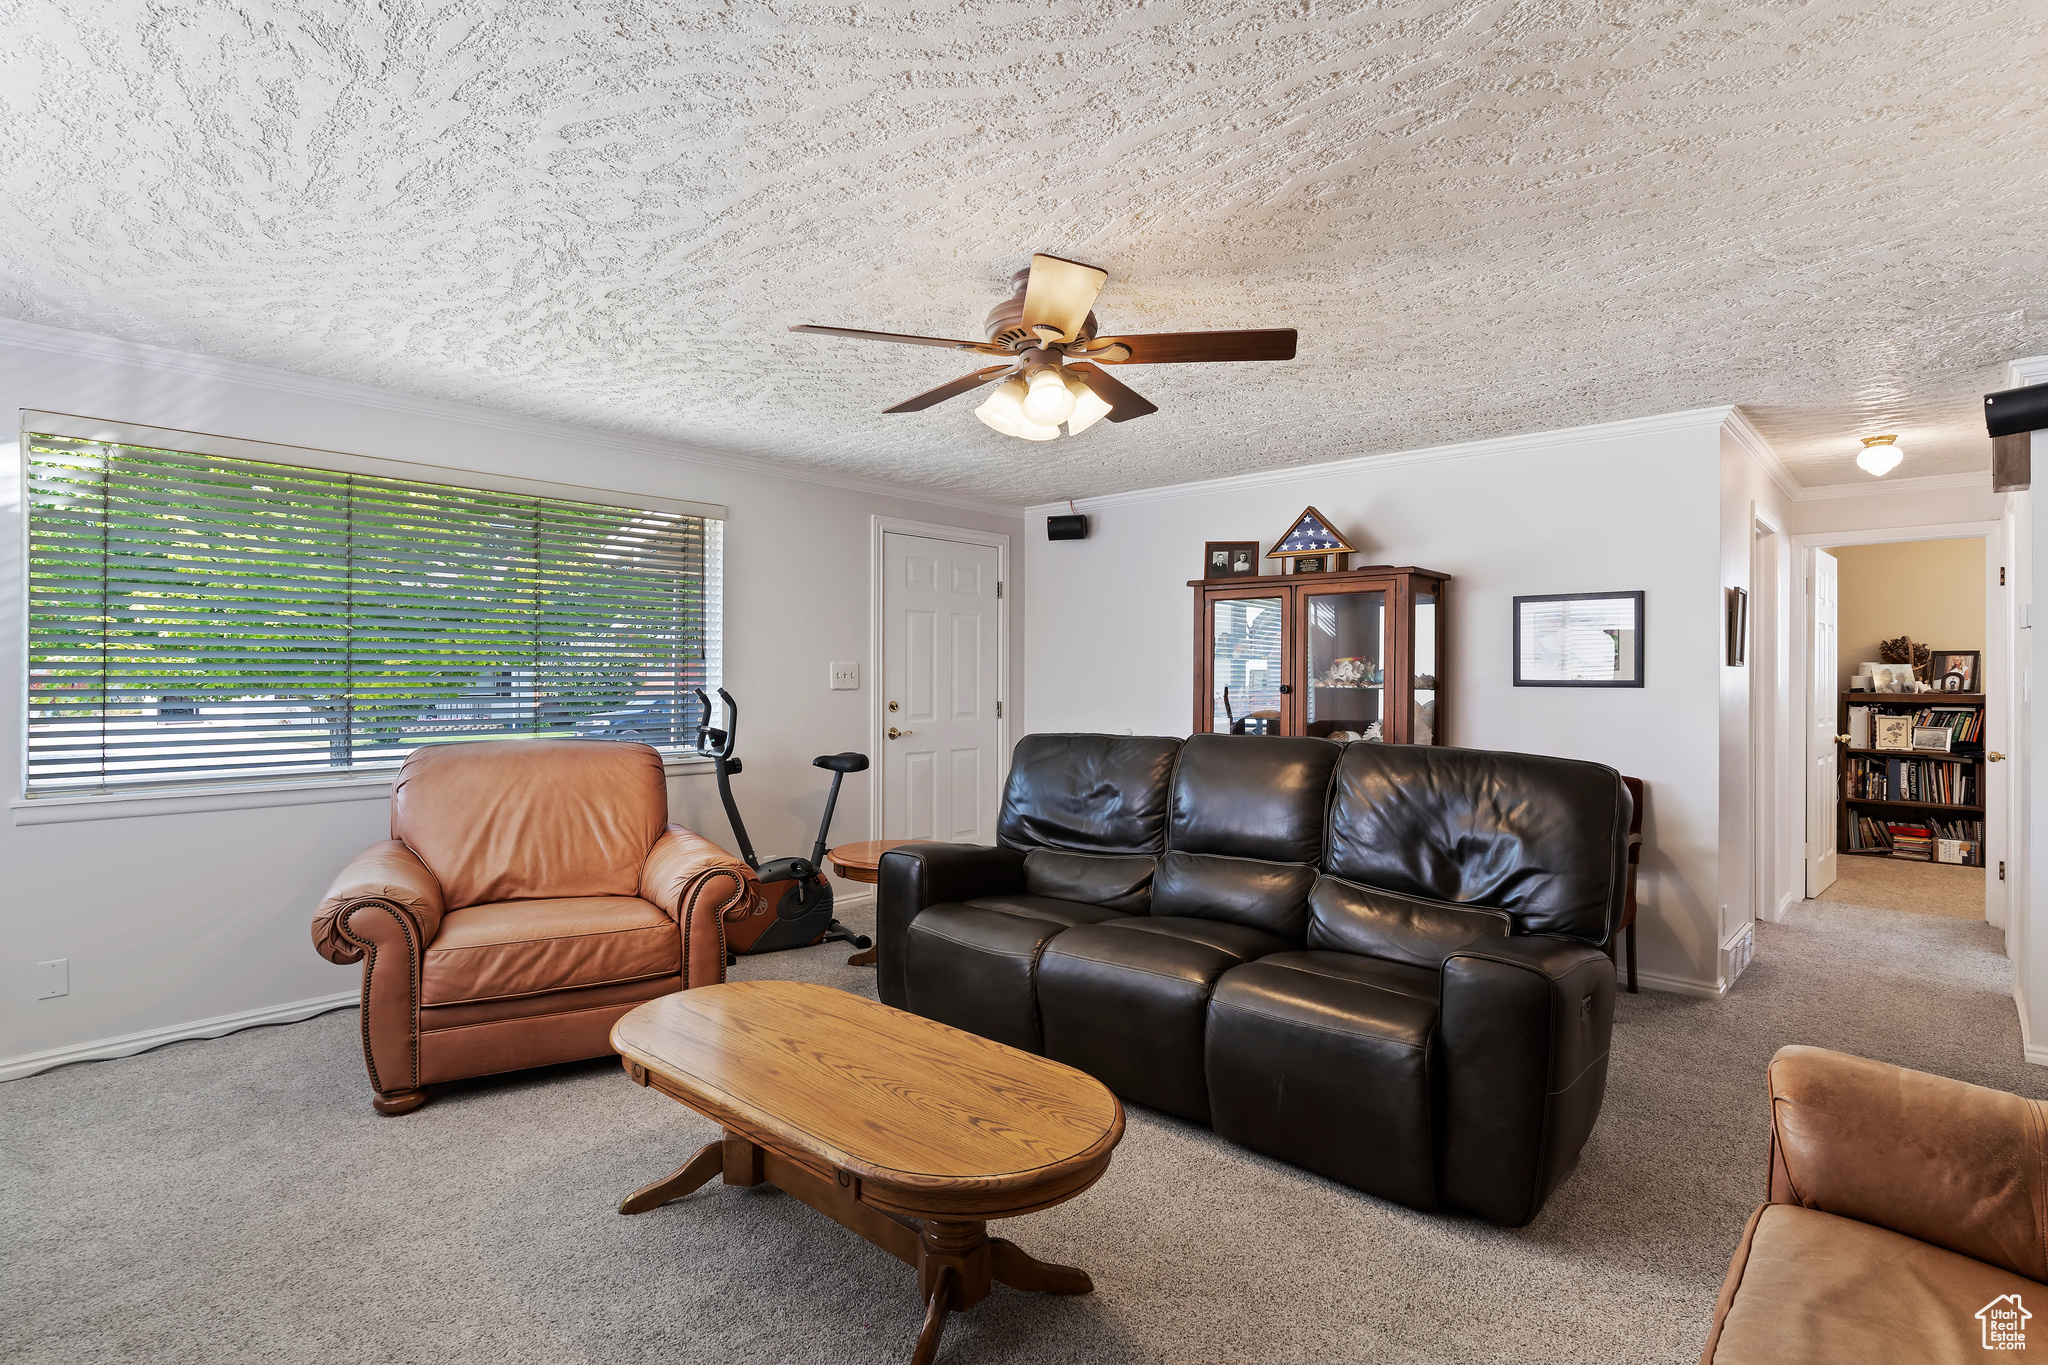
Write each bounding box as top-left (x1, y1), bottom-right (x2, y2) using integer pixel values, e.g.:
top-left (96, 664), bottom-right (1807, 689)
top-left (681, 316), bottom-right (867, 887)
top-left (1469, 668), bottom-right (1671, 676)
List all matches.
top-left (613, 981), bottom-right (1124, 1218)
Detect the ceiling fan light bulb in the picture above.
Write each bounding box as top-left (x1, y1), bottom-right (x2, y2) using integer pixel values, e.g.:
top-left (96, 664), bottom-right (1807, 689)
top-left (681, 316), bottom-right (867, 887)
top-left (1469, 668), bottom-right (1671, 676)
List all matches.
top-left (1021, 367), bottom-right (1077, 426)
top-left (976, 378), bottom-right (1029, 435)
top-left (977, 378), bottom-right (1061, 440)
top-left (1856, 434), bottom-right (1903, 477)
top-left (1064, 377), bottom-right (1113, 434)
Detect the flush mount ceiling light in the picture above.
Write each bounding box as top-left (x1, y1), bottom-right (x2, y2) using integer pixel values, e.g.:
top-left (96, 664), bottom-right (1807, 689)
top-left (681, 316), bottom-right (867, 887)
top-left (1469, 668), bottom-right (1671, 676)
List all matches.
top-left (789, 253), bottom-right (1298, 440)
top-left (1856, 434), bottom-right (1904, 477)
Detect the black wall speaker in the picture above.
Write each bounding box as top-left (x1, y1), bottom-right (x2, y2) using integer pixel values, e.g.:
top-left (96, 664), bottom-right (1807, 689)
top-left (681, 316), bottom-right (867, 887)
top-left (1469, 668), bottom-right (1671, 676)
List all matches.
top-left (1046, 514), bottom-right (1089, 540)
top-left (1986, 381), bottom-right (2048, 438)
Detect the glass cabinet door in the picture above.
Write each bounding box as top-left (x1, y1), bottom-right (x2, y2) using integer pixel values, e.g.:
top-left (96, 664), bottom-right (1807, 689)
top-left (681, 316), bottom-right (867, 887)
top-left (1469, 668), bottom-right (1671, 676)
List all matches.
top-left (1302, 588), bottom-right (1386, 740)
top-left (1209, 596), bottom-right (1287, 733)
top-left (1412, 580), bottom-right (1441, 745)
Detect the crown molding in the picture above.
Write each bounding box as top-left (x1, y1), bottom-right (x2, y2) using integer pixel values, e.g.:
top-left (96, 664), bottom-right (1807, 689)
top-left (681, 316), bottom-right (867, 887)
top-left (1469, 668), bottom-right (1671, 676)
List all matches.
top-left (2010, 354), bottom-right (2048, 388)
top-left (1024, 400), bottom-right (2002, 516)
top-left (0, 316), bottom-right (1025, 518)
top-left (1790, 470), bottom-right (1991, 501)
top-left (1719, 406), bottom-right (1804, 504)
top-left (1026, 405), bottom-right (1743, 516)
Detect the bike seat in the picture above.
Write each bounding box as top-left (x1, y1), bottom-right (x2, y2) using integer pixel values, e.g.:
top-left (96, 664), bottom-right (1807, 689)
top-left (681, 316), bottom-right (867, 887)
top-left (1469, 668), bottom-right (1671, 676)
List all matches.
top-left (813, 752), bottom-right (870, 774)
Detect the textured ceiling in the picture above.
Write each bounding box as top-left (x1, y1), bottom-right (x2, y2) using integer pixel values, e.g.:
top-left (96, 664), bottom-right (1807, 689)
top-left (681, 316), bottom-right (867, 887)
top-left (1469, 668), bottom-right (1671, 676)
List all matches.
top-left (2, 1), bottom-right (2044, 505)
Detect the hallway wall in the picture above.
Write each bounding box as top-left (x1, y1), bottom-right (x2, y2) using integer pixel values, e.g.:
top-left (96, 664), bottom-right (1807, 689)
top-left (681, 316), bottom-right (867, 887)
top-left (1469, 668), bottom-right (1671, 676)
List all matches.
top-left (1834, 538), bottom-right (1986, 692)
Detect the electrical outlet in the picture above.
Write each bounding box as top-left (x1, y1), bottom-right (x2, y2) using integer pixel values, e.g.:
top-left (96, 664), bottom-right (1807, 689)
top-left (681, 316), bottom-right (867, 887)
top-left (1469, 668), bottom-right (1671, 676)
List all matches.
top-left (37, 958), bottom-right (69, 1000)
top-left (828, 661), bottom-right (859, 690)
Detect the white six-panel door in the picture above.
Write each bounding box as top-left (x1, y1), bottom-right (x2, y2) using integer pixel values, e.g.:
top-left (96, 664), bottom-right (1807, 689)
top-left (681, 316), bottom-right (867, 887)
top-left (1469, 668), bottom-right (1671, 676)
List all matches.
top-left (1807, 548), bottom-right (1840, 897)
top-left (882, 532), bottom-right (1002, 843)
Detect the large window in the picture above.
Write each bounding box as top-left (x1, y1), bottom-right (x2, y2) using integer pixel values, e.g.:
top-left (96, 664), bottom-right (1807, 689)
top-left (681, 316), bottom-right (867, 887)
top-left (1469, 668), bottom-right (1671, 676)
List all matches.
top-left (24, 427), bottom-right (722, 795)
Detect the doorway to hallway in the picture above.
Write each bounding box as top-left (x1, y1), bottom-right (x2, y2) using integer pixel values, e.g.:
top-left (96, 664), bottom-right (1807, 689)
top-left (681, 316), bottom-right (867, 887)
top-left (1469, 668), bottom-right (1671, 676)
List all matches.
top-left (1802, 533), bottom-right (1998, 923)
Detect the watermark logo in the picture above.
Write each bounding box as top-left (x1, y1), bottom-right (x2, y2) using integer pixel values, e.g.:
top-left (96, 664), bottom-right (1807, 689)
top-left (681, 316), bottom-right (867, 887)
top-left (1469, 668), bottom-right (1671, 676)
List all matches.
top-left (1979, 1294), bottom-right (2031, 1351)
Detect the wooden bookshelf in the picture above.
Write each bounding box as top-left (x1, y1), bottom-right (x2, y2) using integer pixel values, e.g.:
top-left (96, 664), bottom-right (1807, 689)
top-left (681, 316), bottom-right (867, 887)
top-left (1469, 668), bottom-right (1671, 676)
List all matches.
top-left (1837, 689), bottom-right (1987, 865)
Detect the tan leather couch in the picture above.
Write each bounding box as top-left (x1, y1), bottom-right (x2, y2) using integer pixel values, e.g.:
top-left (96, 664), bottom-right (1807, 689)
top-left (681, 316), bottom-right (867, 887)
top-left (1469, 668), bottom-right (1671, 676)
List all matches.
top-left (1702, 1045), bottom-right (2048, 1363)
top-left (312, 739), bottom-right (743, 1114)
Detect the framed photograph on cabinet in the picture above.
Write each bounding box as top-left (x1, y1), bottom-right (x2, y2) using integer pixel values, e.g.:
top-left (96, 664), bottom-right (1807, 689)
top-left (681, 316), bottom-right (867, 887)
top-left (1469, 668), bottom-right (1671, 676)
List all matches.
top-left (1205, 541), bottom-right (1260, 579)
top-left (1513, 591), bottom-right (1644, 687)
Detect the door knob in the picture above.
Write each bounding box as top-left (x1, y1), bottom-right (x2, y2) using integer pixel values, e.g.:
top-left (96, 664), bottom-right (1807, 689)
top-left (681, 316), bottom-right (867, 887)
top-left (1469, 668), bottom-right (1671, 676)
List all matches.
top-left (1278, 684), bottom-right (1292, 695)
top-left (1989, 752), bottom-right (2007, 762)
top-left (1836, 734), bottom-right (1853, 744)
top-left (888, 727), bottom-right (915, 740)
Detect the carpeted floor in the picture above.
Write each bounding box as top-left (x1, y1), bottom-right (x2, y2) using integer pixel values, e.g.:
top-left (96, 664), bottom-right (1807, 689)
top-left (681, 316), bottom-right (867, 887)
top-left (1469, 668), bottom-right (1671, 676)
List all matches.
top-left (3, 890), bottom-right (2037, 1365)
top-left (1827, 852), bottom-right (1988, 918)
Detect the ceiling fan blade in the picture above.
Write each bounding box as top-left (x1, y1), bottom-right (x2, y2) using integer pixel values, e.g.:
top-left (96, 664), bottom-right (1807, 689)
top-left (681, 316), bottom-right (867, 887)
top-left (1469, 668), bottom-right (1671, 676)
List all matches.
top-left (1021, 254), bottom-right (1108, 345)
top-left (790, 324), bottom-right (1010, 357)
top-left (1079, 329), bottom-right (1297, 365)
top-left (882, 364), bottom-right (1016, 414)
top-left (1065, 362), bottom-right (1158, 422)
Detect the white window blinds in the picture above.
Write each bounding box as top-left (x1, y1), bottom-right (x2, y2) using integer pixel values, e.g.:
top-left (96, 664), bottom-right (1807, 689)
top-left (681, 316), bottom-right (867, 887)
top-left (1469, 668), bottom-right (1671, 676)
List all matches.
top-left (25, 432), bottom-right (721, 795)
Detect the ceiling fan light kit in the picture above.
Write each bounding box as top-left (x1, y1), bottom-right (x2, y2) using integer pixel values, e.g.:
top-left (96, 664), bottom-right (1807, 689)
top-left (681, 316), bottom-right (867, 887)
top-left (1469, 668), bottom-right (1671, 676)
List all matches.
top-left (792, 253), bottom-right (1297, 441)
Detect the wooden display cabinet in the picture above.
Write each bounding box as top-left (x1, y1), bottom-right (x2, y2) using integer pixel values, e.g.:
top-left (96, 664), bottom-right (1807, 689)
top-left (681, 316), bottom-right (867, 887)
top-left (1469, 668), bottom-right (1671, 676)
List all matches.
top-left (1190, 565), bottom-right (1450, 742)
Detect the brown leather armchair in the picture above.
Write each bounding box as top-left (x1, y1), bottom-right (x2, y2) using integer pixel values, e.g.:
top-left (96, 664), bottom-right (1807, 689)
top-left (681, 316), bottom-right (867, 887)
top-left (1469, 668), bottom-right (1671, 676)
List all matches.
top-left (312, 739), bottom-right (741, 1114)
top-left (1702, 1046), bottom-right (2048, 1362)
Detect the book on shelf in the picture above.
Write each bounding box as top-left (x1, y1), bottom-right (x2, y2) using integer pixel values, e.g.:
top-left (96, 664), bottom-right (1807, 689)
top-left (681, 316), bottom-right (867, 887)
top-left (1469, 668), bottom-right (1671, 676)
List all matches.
top-left (1845, 814), bottom-right (1983, 865)
top-left (1843, 754), bottom-right (1977, 805)
top-left (1887, 822), bottom-right (1933, 861)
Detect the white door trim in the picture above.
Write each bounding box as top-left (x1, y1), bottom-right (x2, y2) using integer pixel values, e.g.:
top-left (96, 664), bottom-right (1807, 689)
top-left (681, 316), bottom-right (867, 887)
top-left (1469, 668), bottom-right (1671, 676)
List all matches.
top-left (869, 516), bottom-right (1012, 843)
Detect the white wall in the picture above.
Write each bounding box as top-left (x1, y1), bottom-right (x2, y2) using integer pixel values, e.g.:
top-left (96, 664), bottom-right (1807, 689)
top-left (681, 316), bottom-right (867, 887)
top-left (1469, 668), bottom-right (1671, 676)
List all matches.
top-left (0, 321), bottom-right (1025, 1075)
top-left (1025, 408), bottom-right (1733, 994)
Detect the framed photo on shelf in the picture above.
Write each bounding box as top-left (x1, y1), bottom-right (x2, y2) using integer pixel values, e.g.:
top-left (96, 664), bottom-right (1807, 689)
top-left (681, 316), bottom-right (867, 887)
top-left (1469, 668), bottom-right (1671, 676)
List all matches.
top-left (1912, 727), bottom-right (1954, 753)
top-left (1513, 590), bottom-right (1644, 687)
top-left (1204, 541), bottom-right (1260, 580)
top-left (1873, 715), bottom-right (1914, 751)
top-left (1932, 649), bottom-right (1979, 692)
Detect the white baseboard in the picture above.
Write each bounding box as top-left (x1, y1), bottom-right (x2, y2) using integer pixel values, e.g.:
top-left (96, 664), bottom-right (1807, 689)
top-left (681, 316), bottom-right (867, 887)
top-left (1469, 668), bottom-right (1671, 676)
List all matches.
top-left (4, 896), bottom-right (880, 1085)
top-left (0, 989), bottom-right (358, 1083)
top-left (1625, 968), bottom-right (1728, 999)
top-left (2017, 981), bottom-right (2048, 1068)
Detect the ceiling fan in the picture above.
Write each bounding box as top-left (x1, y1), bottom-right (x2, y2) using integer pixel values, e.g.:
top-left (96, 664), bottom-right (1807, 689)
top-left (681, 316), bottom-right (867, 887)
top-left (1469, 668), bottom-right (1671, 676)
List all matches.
top-left (789, 254), bottom-right (1297, 441)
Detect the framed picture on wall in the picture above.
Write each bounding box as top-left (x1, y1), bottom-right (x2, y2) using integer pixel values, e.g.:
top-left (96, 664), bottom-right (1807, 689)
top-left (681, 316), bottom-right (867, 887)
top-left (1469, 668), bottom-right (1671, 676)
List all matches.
top-left (1932, 649), bottom-right (1979, 692)
top-left (1513, 591), bottom-right (1645, 687)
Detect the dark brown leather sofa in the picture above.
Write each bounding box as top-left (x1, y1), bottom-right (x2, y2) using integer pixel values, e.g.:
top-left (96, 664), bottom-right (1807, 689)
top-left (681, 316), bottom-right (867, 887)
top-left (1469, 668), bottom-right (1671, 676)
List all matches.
top-left (878, 732), bottom-right (1629, 1225)
top-left (312, 739), bottom-right (742, 1114)
top-left (1702, 1046), bottom-right (2048, 1364)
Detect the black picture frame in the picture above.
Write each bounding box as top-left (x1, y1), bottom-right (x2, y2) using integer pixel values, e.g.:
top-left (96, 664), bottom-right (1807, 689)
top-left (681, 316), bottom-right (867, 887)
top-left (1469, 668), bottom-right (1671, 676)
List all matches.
top-left (1727, 586), bottom-right (1748, 666)
top-left (1932, 649), bottom-right (1980, 693)
top-left (1205, 541), bottom-right (1260, 579)
top-left (1513, 590), bottom-right (1646, 687)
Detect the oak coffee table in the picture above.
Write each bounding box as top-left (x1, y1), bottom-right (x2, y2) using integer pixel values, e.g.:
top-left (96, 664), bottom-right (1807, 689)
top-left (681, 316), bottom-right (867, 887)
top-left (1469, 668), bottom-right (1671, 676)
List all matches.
top-left (611, 980), bottom-right (1125, 1364)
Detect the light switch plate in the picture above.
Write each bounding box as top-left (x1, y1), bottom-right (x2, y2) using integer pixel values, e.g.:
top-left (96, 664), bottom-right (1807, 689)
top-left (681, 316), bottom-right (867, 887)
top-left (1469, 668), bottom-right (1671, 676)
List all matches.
top-left (37, 958), bottom-right (68, 999)
top-left (829, 661), bottom-right (859, 690)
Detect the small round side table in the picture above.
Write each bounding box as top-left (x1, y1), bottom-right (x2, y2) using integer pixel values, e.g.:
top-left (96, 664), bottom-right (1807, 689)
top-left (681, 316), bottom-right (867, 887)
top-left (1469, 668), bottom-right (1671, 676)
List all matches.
top-left (825, 839), bottom-right (917, 966)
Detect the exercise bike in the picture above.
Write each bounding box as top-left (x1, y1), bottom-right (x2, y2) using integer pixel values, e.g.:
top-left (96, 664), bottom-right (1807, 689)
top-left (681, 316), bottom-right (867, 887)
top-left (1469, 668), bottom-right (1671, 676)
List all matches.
top-left (692, 687), bottom-right (874, 959)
